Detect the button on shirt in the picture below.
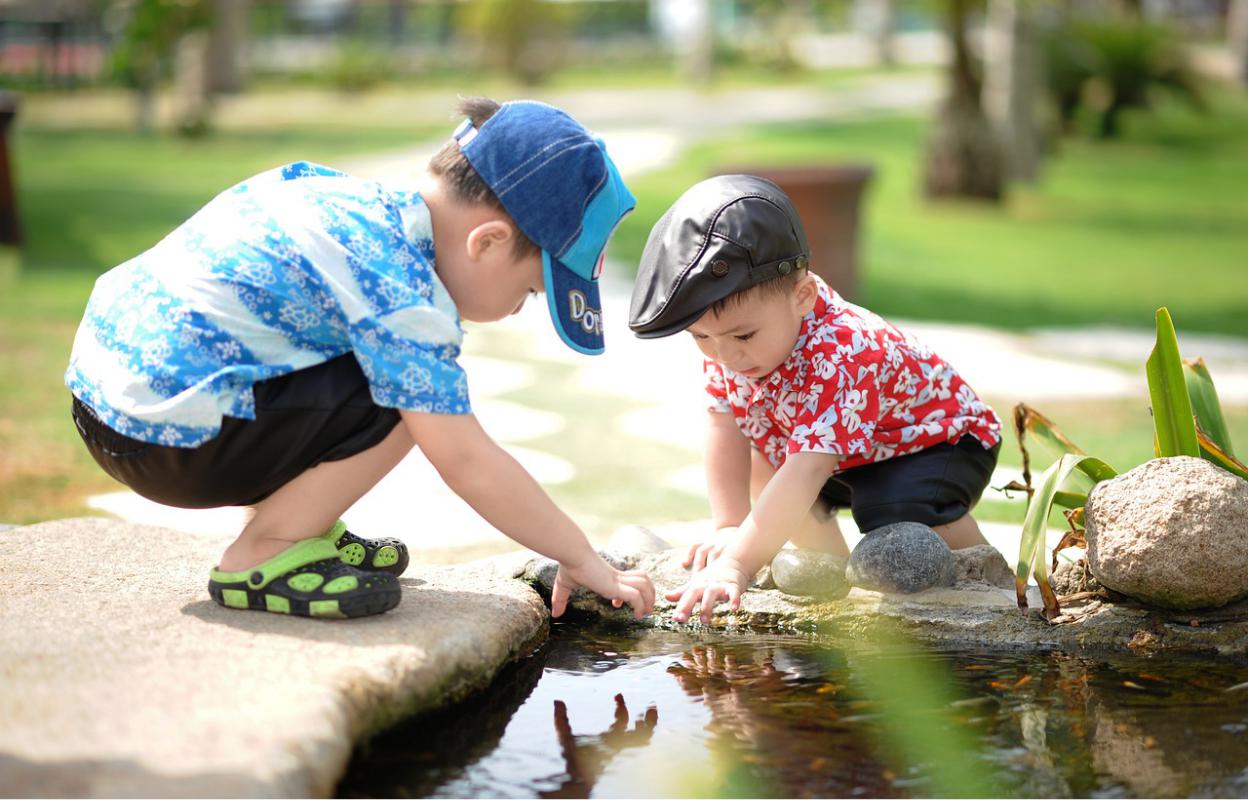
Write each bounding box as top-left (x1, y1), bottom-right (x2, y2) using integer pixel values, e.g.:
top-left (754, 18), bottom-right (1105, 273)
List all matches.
top-left (65, 161), bottom-right (469, 448)
top-left (705, 276), bottom-right (1001, 471)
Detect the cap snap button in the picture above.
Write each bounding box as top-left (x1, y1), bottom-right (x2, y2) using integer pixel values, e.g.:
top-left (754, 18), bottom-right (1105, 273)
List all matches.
top-left (778, 261), bottom-right (792, 275)
top-left (710, 259), bottom-right (729, 277)
top-left (249, 571), bottom-right (264, 587)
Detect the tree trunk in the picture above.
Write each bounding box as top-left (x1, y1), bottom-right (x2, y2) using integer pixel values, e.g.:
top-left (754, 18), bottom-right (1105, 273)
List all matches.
top-left (923, 0), bottom-right (1005, 202)
top-left (1231, 0), bottom-right (1248, 86)
top-left (174, 30), bottom-right (212, 136)
top-left (206, 0), bottom-right (248, 95)
top-left (983, 0), bottom-right (1042, 182)
top-left (853, 0), bottom-right (898, 66)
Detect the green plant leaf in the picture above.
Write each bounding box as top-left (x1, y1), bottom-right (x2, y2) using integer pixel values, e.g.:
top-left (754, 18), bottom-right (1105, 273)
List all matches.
top-left (1012, 403), bottom-right (1094, 498)
top-left (1197, 430), bottom-right (1248, 481)
top-left (1146, 308), bottom-right (1199, 458)
top-left (1016, 454), bottom-right (1117, 619)
top-left (1184, 357), bottom-right (1235, 458)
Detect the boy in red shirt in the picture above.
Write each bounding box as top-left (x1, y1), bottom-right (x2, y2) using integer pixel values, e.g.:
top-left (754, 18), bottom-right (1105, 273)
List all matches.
top-left (628, 175), bottom-right (1001, 623)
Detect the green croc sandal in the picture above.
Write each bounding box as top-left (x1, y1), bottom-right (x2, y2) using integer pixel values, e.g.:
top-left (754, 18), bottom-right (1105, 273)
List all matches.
top-left (208, 538), bottom-right (400, 619)
top-left (323, 520), bottom-right (410, 577)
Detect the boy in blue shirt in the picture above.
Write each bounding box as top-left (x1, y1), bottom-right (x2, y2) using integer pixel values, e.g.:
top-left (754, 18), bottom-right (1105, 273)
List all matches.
top-left (66, 98), bottom-right (655, 620)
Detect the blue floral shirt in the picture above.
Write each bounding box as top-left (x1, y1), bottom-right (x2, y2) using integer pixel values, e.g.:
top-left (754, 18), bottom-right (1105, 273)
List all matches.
top-left (65, 161), bottom-right (469, 448)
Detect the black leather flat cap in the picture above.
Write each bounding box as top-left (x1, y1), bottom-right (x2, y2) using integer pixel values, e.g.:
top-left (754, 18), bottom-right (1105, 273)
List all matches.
top-left (629, 174), bottom-right (809, 339)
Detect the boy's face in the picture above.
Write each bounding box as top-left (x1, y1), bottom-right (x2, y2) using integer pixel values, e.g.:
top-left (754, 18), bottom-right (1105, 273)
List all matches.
top-left (687, 276), bottom-right (817, 378)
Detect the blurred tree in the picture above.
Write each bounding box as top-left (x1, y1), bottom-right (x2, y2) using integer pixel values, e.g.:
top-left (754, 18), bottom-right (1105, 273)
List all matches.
top-left (109, 0), bottom-right (208, 133)
top-left (983, 0), bottom-right (1042, 181)
top-left (205, 0), bottom-right (248, 94)
top-left (1044, 15), bottom-right (1204, 139)
top-left (923, 0), bottom-right (1005, 201)
top-left (457, 0), bottom-right (577, 85)
top-left (1231, 0), bottom-right (1248, 86)
top-left (852, 0), bottom-right (899, 67)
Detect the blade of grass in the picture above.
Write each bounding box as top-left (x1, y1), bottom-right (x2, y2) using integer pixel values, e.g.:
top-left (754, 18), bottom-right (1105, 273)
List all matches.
top-left (1016, 454), bottom-right (1116, 618)
top-left (1146, 308), bottom-right (1199, 458)
top-left (1184, 358), bottom-right (1235, 458)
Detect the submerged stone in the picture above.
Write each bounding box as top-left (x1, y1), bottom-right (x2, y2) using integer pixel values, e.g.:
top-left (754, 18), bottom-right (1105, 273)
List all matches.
top-left (846, 522), bottom-right (956, 594)
top-left (770, 549), bottom-right (850, 599)
top-left (1086, 456), bottom-right (1248, 610)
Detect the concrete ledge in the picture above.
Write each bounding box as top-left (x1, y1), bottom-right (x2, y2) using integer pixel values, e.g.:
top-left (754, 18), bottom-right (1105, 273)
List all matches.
top-left (0, 519), bottom-right (548, 798)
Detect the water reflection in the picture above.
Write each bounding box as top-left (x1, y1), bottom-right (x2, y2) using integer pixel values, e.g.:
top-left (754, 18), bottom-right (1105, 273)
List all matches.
top-left (340, 625), bottom-right (1248, 798)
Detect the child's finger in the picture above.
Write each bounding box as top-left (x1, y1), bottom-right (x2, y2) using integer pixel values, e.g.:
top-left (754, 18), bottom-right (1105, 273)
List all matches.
top-left (727, 583), bottom-right (742, 611)
top-left (673, 586), bottom-right (702, 623)
top-left (682, 541), bottom-right (699, 569)
top-left (621, 570), bottom-right (655, 610)
top-left (699, 587), bottom-right (724, 624)
top-left (551, 581), bottom-right (569, 618)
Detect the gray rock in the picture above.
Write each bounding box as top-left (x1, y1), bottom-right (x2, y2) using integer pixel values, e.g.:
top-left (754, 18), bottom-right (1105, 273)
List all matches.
top-left (1086, 456), bottom-right (1248, 610)
top-left (607, 525), bottom-right (671, 561)
top-left (769, 549), bottom-right (850, 598)
top-left (752, 563), bottom-right (777, 590)
top-left (558, 546), bottom-right (1248, 659)
top-left (953, 544), bottom-right (1014, 589)
top-left (846, 522), bottom-right (956, 593)
top-left (1051, 558), bottom-right (1105, 597)
top-left (517, 550), bottom-right (638, 620)
top-left (0, 518), bottom-right (548, 798)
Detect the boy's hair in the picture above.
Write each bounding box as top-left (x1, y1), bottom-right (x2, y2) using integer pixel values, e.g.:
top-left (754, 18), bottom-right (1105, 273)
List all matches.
top-left (707, 267), bottom-right (808, 318)
top-left (428, 97), bottom-right (541, 260)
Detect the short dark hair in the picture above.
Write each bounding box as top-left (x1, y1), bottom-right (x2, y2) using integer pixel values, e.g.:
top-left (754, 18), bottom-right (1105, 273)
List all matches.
top-left (706, 268), bottom-right (807, 318)
top-left (428, 97), bottom-right (540, 260)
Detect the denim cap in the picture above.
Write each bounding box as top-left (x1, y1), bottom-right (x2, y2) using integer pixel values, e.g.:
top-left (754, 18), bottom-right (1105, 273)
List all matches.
top-left (454, 101), bottom-right (636, 355)
top-left (629, 174), bottom-right (809, 339)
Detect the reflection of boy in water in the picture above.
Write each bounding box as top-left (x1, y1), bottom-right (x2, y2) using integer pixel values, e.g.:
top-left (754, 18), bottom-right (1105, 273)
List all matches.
top-left (542, 694), bottom-right (658, 798)
top-left (668, 643), bottom-right (899, 798)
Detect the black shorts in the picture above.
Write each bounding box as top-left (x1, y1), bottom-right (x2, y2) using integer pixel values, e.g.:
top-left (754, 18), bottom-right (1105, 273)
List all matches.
top-left (72, 354), bottom-right (401, 509)
top-left (818, 436), bottom-right (1000, 532)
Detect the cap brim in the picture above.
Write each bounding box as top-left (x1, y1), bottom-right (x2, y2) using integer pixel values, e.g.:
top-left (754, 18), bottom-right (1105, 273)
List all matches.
top-left (543, 251), bottom-right (605, 355)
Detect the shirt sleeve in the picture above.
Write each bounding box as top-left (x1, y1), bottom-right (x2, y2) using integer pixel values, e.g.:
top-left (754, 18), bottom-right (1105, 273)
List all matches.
top-left (787, 343), bottom-right (881, 459)
top-left (703, 358), bottom-right (731, 413)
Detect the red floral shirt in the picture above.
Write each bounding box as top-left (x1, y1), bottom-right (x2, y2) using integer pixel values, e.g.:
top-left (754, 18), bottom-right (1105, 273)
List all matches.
top-left (705, 276), bottom-right (1001, 472)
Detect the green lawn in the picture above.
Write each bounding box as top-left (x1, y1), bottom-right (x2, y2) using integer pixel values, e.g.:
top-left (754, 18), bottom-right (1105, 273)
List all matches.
top-left (3, 89), bottom-right (1247, 525)
top-left (611, 94), bottom-right (1248, 337)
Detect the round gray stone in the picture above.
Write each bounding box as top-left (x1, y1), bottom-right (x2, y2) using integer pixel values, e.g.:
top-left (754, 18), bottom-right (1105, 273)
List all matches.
top-left (846, 522), bottom-right (956, 593)
top-left (770, 549), bottom-right (850, 598)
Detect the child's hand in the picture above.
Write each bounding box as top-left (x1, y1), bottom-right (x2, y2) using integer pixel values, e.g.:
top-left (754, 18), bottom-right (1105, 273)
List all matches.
top-left (665, 557), bottom-right (752, 624)
top-left (552, 556), bottom-right (656, 620)
top-left (682, 526), bottom-right (738, 571)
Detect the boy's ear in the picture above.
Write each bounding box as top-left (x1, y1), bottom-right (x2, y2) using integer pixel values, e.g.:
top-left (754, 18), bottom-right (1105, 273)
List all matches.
top-left (465, 219), bottom-right (515, 262)
top-left (794, 272), bottom-right (819, 314)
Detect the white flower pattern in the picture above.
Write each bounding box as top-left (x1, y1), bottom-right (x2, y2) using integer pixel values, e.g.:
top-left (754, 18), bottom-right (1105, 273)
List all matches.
top-left (65, 162), bottom-right (469, 448)
top-left (704, 277), bottom-right (1000, 471)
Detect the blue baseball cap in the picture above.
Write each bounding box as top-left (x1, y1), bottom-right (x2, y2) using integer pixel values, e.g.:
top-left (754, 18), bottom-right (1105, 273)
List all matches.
top-left (453, 100), bottom-right (636, 355)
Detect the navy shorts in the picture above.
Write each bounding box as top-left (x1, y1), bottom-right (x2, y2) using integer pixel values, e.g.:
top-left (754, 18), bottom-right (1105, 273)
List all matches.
top-left (817, 436), bottom-right (1000, 532)
top-left (72, 354), bottom-right (401, 509)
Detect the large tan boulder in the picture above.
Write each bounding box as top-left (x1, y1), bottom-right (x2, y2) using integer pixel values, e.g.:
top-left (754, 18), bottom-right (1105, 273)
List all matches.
top-left (1085, 456), bottom-right (1248, 610)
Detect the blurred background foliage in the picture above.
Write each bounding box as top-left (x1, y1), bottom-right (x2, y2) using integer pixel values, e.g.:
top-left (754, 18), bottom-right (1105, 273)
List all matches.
top-left (1, 0), bottom-right (1246, 524)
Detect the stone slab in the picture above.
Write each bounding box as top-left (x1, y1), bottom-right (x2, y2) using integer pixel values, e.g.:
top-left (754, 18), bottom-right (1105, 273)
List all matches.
top-left (0, 519), bottom-right (547, 798)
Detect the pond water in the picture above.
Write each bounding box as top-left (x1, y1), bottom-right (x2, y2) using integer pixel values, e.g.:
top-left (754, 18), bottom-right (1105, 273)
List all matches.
top-left (339, 623), bottom-right (1248, 798)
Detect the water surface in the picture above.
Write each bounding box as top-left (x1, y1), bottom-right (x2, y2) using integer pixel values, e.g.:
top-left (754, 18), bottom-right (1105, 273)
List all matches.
top-left (340, 624), bottom-right (1248, 798)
